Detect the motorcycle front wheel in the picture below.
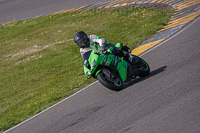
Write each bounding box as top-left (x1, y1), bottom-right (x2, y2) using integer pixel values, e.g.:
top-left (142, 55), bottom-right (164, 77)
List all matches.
top-left (97, 72), bottom-right (123, 91)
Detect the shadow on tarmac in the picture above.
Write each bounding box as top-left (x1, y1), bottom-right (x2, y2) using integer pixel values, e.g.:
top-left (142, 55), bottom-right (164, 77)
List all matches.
top-left (123, 66), bottom-right (167, 89)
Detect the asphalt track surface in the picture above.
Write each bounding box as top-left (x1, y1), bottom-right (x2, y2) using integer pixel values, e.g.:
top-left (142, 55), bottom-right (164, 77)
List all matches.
top-left (0, 0), bottom-right (116, 24)
top-left (2, 0), bottom-right (200, 133)
top-left (5, 13), bottom-right (200, 133)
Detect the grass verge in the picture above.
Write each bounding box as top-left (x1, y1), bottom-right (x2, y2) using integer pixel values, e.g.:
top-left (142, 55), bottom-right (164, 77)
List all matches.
top-left (0, 6), bottom-right (174, 132)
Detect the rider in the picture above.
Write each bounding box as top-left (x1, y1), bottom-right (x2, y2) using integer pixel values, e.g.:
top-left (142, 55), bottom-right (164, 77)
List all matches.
top-left (74, 31), bottom-right (134, 65)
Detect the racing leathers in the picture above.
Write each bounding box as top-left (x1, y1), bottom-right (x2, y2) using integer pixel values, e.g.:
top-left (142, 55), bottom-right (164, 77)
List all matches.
top-left (80, 35), bottom-right (133, 66)
top-left (80, 35), bottom-right (106, 57)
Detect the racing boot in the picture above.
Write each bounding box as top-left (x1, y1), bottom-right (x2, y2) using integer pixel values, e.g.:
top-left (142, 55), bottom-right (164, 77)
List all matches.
top-left (113, 48), bottom-right (135, 65)
top-left (122, 44), bottom-right (131, 53)
top-left (123, 51), bottom-right (134, 65)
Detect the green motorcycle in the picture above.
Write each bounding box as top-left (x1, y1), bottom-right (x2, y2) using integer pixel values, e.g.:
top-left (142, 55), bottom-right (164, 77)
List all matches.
top-left (83, 43), bottom-right (150, 91)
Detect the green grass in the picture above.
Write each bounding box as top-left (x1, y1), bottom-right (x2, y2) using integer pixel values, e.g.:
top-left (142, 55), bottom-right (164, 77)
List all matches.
top-left (0, 7), bottom-right (174, 132)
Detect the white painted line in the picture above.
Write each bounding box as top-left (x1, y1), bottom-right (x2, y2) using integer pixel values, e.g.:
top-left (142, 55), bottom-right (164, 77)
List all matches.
top-left (3, 81), bottom-right (98, 133)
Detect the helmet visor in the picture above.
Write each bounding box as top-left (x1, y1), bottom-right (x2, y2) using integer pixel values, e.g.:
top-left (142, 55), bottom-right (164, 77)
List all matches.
top-left (78, 40), bottom-right (85, 47)
top-left (76, 37), bottom-right (88, 48)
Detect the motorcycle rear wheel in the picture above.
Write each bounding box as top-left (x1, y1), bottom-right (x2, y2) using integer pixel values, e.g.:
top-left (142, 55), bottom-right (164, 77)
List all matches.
top-left (97, 72), bottom-right (123, 91)
top-left (136, 57), bottom-right (150, 77)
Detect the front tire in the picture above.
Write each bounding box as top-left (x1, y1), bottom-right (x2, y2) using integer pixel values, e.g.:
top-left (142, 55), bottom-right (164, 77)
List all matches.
top-left (97, 71), bottom-right (123, 91)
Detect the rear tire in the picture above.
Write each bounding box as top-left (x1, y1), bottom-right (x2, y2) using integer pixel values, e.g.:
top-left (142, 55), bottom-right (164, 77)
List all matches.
top-left (137, 57), bottom-right (150, 77)
top-left (97, 72), bottom-right (123, 91)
